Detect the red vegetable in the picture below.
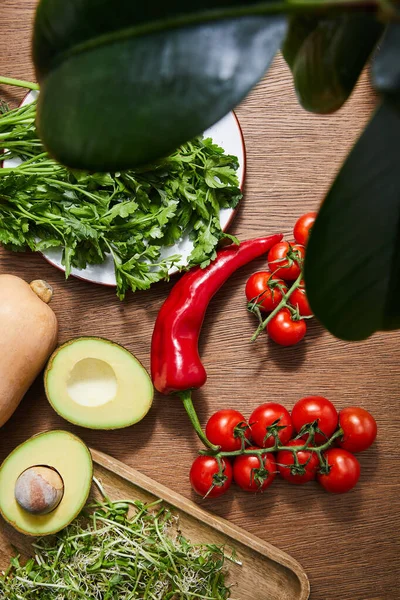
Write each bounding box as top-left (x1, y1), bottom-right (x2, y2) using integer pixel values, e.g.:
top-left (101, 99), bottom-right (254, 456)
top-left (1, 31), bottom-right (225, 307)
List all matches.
top-left (277, 439), bottom-right (320, 485)
top-left (151, 236), bottom-right (282, 395)
top-left (267, 241), bottom-right (305, 280)
top-left (337, 407), bottom-right (377, 453)
top-left (291, 396), bottom-right (338, 444)
top-left (190, 455), bottom-right (233, 498)
top-left (290, 285), bottom-right (313, 317)
top-left (266, 308), bottom-right (307, 346)
top-left (293, 212), bottom-right (317, 246)
top-left (245, 271), bottom-right (287, 312)
top-left (206, 409), bottom-right (250, 452)
top-left (151, 234), bottom-right (282, 448)
top-left (233, 447), bottom-right (276, 492)
top-left (317, 448), bottom-right (360, 494)
top-left (249, 402), bottom-right (294, 448)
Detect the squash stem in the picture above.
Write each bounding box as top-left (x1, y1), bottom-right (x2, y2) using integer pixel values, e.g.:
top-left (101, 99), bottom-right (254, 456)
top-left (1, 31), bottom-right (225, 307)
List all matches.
top-left (30, 280), bottom-right (54, 304)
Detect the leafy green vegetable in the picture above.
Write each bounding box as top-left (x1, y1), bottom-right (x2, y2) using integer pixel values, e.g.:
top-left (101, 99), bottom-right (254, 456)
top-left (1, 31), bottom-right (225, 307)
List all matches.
top-left (0, 99), bottom-right (242, 299)
top-left (0, 480), bottom-right (234, 599)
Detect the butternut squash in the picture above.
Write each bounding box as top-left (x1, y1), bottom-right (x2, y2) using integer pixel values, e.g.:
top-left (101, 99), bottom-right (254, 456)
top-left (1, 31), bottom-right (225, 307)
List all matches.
top-left (0, 275), bottom-right (58, 427)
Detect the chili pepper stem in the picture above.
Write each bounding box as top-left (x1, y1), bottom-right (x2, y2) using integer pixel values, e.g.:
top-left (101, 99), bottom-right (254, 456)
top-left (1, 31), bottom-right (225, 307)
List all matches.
top-left (0, 76), bottom-right (39, 90)
top-left (251, 273), bottom-right (303, 342)
top-left (179, 390), bottom-right (220, 452)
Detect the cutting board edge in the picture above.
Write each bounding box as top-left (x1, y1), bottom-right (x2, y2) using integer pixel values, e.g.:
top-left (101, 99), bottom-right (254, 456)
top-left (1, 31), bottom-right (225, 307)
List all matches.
top-left (91, 447), bottom-right (310, 600)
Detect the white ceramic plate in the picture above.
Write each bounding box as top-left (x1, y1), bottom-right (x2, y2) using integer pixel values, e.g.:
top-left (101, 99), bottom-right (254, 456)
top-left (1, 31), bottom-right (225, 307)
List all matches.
top-left (3, 91), bottom-right (246, 286)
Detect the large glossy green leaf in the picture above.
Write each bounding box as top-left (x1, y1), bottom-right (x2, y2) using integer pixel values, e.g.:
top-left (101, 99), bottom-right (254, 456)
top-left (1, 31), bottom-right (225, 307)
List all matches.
top-left (290, 13), bottom-right (383, 114)
top-left (281, 16), bottom-right (319, 70)
top-left (372, 23), bottom-right (400, 107)
top-left (304, 99), bottom-right (400, 340)
top-left (33, 1), bottom-right (286, 170)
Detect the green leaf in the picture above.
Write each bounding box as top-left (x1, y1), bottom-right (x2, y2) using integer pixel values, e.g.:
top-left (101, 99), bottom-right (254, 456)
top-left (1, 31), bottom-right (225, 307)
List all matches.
top-left (35, 237), bottom-right (63, 251)
top-left (102, 200), bottom-right (139, 223)
top-left (372, 24), bottom-right (400, 107)
top-left (65, 216), bottom-right (99, 240)
top-left (33, 1), bottom-right (286, 170)
top-left (290, 13), bottom-right (383, 114)
top-left (204, 156), bottom-right (239, 188)
top-left (304, 99), bottom-right (400, 340)
top-left (281, 15), bottom-right (319, 69)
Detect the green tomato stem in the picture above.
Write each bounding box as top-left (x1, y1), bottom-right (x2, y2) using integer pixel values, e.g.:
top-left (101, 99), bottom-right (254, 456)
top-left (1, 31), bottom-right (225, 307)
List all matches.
top-left (251, 272), bottom-right (303, 341)
top-left (206, 427), bottom-right (345, 459)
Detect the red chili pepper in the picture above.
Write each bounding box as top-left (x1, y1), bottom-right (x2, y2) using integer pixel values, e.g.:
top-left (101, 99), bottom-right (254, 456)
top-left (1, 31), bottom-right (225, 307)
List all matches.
top-left (151, 234), bottom-right (282, 447)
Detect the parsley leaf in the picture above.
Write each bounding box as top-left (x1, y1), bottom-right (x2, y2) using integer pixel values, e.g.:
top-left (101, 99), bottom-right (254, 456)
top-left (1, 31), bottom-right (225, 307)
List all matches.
top-left (0, 99), bottom-right (242, 298)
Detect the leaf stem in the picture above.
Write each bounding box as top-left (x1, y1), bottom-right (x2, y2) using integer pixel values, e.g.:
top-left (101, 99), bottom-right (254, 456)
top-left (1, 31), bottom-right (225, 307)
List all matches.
top-left (0, 76), bottom-right (39, 90)
top-left (58, 0), bottom-right (387, 65)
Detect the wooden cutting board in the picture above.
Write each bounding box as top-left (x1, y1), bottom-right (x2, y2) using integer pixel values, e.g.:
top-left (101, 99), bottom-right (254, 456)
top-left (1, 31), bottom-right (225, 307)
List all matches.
top-left (0, 448), bottom-right (310, 600)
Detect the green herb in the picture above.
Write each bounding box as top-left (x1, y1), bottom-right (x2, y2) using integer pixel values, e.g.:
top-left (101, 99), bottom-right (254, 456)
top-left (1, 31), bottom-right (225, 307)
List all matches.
top-left (0, 99), bottom-right (241, 299)
top-left (0, 479), bottom-right (234, 599)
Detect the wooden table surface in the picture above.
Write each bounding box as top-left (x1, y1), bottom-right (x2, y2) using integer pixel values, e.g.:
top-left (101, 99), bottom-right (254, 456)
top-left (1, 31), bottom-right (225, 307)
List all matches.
top-left (1, 3), bottom-right (399, 599)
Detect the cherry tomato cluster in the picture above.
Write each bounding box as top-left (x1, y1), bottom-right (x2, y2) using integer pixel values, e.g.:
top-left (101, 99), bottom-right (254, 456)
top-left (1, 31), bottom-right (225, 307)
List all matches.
top-left (246, 212), bottom-right (316, 346)
top-left (189, 396), bottom-right (377, 498)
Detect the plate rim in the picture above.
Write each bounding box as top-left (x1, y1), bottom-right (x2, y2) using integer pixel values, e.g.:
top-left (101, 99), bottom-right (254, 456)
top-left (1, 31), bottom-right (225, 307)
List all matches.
top-left (1, 92), bottom-right (246, 288)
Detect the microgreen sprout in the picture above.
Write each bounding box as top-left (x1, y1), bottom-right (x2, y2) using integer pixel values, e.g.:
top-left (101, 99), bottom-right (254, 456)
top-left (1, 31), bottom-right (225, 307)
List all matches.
top-left (0, 483), bottom-right (234, 599)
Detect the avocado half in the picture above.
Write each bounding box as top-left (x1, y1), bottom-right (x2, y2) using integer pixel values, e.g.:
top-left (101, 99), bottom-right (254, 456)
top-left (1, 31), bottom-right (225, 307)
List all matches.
top-left (45, 337), bottom-right (153, 429)
top-left (0, 430), bottom-right (92, 536)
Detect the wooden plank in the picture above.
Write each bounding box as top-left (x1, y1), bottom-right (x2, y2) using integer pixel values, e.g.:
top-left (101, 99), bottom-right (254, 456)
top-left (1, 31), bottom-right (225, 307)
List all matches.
top-left (0, 2), bottom-right (400, 599)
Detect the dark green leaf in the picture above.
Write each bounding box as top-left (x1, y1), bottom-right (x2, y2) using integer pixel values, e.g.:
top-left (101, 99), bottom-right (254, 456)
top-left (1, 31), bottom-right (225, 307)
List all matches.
top-left (291, 13), bottom-right (383, 114)
top-left (281, 15), bottom-right (319, 69)
top-left (304, 99), bottom-right (400, 340)
top-left (33, 1), bottom-right (286, 170)
top-left (372, 24), bottom-right (400, 107)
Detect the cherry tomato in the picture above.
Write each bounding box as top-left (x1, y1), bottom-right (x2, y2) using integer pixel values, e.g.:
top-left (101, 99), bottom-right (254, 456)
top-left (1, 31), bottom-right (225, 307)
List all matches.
top-left (245, 271), bottom-right (287, 312)
top-left (190, 456), bottom-right (232, 498)
top-left (277, 439), bottom-right (320, 485)
top-left (249, 402), bottom-right (294, 448)
top-left (317, 448), bottom-right (360, 494)
top-left (290, 285), bottom-right (313, 317)
top-left (267, 308), bottom-right (307, 346)
top-left (267, 241), bottom-right (305, 280)
top-left (205, 409), bottom-right (251, 452)
top-left (337, 407), bottom-right (377, 453)
top-left (293, 212), bottom-right (317, 246)
top-left (233, 447), bottom-right (276, 492)
top-left (291, 396), bottom-right (338, 444)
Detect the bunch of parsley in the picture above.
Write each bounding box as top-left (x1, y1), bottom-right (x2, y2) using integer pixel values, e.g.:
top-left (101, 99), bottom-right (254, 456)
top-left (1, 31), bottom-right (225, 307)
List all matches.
top-left (0, 99), bottom-right (242, 298)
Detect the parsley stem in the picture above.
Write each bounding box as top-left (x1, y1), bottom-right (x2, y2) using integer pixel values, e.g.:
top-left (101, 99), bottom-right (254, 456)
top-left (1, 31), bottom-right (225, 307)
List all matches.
top-left (0, 76), bottom-right (39, 90)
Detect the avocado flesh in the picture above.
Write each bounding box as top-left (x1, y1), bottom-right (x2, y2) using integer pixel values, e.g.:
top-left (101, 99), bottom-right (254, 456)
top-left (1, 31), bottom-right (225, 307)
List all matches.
top-left (45, 337), bottom-right (153, 429)
top-left (0, 430), bottom-right (92, 536)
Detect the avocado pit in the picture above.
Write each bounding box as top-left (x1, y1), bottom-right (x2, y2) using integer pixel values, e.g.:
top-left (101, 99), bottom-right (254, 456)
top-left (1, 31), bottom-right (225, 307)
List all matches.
top-left (15, 465), bottom-right (64, 515)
